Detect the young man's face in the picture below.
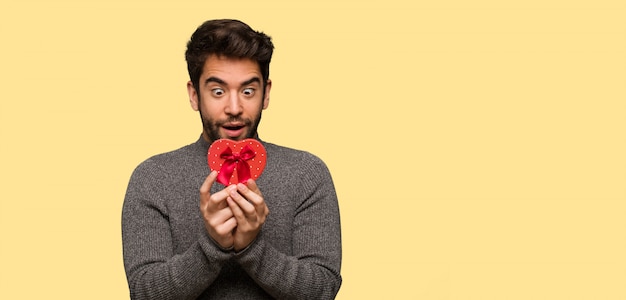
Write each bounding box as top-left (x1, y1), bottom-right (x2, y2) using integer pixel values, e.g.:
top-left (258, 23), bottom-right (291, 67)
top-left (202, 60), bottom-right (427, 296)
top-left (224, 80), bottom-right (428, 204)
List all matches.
top-left (188, 55), bottom-right (271, 143)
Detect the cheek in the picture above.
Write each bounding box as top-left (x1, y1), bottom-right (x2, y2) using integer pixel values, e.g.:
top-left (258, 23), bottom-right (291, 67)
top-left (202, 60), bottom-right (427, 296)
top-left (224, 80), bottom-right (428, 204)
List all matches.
top-left (247, 98), bottom-right (266, 111)
top-left (198, 98), bottom-right (222, 116)
top-left (245, 105), bottom-right (263, 119)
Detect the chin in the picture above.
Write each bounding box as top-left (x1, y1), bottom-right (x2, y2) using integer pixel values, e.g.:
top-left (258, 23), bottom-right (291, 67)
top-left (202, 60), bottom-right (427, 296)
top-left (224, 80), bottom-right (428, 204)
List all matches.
top-left (222, 134), bottom-right (249, 141)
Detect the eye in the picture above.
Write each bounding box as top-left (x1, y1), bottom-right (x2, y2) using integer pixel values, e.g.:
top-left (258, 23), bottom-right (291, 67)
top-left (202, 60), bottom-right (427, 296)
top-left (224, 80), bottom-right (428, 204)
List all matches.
top-left (242, 88), bottom-right (255, 96)
top-left (211, 88), bottom-right (225, 97)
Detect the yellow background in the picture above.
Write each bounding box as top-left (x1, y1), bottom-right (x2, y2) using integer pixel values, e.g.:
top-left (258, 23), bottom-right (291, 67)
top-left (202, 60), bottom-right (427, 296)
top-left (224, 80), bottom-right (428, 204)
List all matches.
top-left (1, 0), bottom-right (624, 299)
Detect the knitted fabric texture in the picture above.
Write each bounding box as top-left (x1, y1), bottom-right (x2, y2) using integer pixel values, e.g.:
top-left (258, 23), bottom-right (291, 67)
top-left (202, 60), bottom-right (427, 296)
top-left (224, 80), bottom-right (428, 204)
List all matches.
top-left (122, 137), bottom-right (342, 299)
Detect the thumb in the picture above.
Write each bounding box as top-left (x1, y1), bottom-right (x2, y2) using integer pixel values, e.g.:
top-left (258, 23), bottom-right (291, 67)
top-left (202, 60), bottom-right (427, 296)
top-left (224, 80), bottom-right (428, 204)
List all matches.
top-left (200, 171), bottom-right (218, 198)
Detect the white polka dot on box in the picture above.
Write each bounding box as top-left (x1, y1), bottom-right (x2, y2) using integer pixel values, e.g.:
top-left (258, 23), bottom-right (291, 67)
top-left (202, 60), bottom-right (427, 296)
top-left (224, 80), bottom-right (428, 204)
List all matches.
top-left (208, 139), bottom-right (267, 186)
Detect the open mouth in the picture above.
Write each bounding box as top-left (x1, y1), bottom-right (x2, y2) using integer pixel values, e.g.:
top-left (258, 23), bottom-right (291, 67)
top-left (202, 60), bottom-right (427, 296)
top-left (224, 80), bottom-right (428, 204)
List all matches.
top-left (221, 123), bottom-right (246, 138)
top-left (223, 125), bottom-right (244, 131)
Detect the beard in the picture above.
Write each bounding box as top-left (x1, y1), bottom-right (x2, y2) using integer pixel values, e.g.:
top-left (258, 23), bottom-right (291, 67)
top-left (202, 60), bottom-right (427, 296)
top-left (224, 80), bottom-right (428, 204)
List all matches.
top-left (196, 88), bottom-right (266, 143)
top-left (199, 110), bottom-right (263, 143)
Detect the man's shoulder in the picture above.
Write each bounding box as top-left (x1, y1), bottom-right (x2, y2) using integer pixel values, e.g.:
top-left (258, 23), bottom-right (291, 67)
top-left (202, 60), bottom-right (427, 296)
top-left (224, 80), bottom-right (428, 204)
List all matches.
top-left (131, 141), bottom-right (203, 177)
top-left (263, 142), bottom-right (321, 161)
top-left (262, 142), bottom-right (330, 173)
top-left (259, 142), bottom-right (335, 193)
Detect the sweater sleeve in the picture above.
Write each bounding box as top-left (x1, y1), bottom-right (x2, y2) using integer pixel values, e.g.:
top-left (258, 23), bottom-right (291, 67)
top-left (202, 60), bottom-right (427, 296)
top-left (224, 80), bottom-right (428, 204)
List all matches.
top-left (234, 155), bottom-right (343, 300)
top-left (121, 160), bottom-right (231, 300)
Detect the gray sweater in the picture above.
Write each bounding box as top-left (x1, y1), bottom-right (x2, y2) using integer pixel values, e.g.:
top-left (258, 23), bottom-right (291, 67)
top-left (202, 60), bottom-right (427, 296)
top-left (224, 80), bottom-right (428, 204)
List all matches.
top-left (122, 137), bottom-right (342, 299)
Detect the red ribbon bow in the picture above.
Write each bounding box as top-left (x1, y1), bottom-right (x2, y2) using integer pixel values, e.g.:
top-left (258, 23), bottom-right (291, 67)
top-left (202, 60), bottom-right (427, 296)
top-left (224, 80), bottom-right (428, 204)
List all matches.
top-left (216, 145), bottom-right (256, 186)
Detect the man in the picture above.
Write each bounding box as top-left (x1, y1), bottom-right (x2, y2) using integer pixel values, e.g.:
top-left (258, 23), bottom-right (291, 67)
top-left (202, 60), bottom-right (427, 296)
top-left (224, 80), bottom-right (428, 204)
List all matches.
top-left (121, 19), bottom-right (342, 299)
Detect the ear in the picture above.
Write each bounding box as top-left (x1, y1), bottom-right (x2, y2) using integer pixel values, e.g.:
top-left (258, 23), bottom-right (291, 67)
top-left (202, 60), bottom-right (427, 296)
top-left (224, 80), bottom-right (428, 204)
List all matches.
top-left (262, 79), bottom-right (272, 110)
top-left (187, 81), bottom-right (199, 111)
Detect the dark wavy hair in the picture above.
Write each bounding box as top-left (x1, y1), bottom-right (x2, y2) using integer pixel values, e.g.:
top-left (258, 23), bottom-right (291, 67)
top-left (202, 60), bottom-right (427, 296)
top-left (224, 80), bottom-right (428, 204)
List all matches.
top-left (185, 19), bottom-right (274, 91)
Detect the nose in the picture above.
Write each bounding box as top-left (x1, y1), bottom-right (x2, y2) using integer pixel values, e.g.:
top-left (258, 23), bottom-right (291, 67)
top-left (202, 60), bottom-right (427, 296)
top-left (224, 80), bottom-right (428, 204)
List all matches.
top-left (225, 92), bottom-right (243, 116)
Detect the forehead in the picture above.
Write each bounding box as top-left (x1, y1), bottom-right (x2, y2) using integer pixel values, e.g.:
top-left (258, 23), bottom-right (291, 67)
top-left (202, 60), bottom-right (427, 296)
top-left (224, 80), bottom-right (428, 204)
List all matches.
top-left (201, 55), bottom-right (262, 83)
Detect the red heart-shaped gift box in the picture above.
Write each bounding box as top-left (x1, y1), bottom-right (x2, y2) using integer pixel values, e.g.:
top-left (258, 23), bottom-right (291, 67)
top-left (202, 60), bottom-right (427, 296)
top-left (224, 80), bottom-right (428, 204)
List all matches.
top-left (207, 139), bottom-right (267, 186)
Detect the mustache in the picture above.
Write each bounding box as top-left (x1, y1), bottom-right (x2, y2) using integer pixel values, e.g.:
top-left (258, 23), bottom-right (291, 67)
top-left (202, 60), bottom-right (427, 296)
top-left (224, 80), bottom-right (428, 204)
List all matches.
top-left (215, 117), bottom-right (252, 126)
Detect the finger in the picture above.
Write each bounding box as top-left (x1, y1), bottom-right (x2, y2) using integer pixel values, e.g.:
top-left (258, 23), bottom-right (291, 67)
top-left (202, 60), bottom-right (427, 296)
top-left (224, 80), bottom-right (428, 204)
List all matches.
top-left (213, 206), bottom-right (235, 223)
top-left (204, 182), bottom-right (235, 213)
top-left (214, 215), bottom-right (237, 235)
top-left (244, 179), bottom-right (262, 197)
top-left (226, 197), bottom-right (249, 224)
top-left (237, 182), bottom-right (263, 206)
top-left (228, 186), bottom-right (256, 217)
top-left (207, 188), bottom-right (232, 211)
top-left (200, 171), bottom-right (218, 207)
top-left (200, 171), bottom-right (218, 194)
top-left (205, 206), bottom-right (233, 228)
top-left (237, 182), bottom-right (268, 220)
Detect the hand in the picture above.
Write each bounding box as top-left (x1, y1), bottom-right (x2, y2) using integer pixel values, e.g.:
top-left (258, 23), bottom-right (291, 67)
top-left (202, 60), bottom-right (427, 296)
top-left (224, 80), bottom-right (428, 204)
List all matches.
top-left (226, 179), bottom-right (269, 251)
top-left (199, 171), bottom-right (236, 250)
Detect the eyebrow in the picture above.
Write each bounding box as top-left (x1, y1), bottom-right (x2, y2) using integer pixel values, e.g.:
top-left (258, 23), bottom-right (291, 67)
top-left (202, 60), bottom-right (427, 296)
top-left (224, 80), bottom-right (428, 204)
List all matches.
top-left (241, 77), bottom-right (261, 86)
top-left (204, 76), bottom-right (261, 87)
top-left (204, 76), bottom-right (226, 86)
